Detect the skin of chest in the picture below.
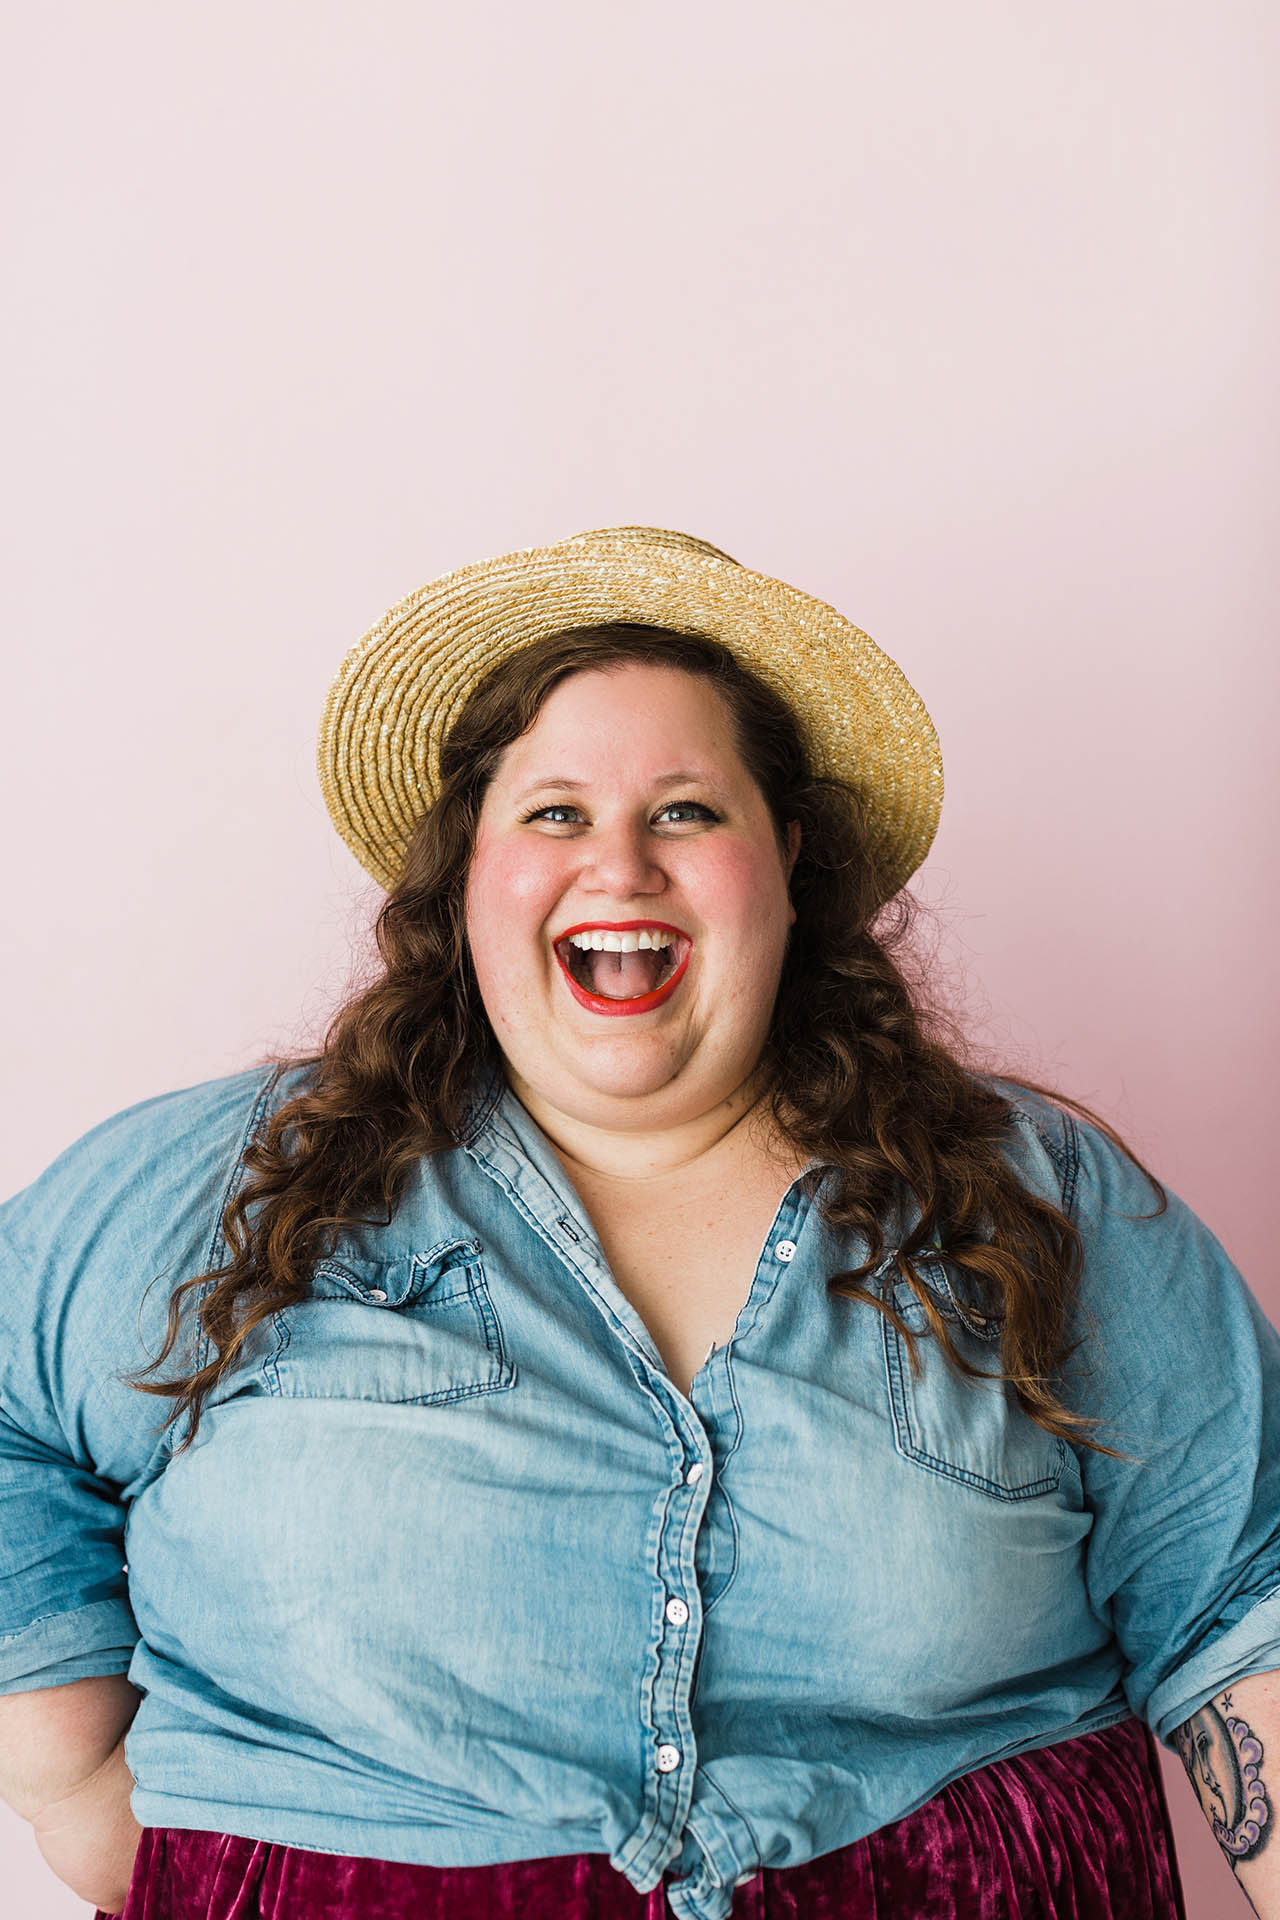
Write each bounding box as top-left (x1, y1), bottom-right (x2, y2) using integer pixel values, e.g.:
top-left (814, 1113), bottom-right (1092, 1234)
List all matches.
top-left (557, 1137), bottom-right (812, 1396)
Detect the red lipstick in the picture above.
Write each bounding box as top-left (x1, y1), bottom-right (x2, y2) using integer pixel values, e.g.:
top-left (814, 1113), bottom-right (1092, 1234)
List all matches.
top-left (552, 920), bottom-right (692, 1018)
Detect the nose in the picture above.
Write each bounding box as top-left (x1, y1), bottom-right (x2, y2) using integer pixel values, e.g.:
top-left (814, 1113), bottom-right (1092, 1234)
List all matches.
top-left (579, 818), bottom-right (669, 900)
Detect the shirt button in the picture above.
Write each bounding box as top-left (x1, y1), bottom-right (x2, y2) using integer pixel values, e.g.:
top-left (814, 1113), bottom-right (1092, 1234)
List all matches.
top-left (735, 1870), bottom-right (758, 1887)
top-left (665, 1596), bottom-right (689, 1626)
top-left (367, 1288), bottom-right (388, 1302)
top-left (685, 1461), bottom-right (705, 1485)
top-left (774, 1240), bottom-right (797, 1262)
top-left (656, 1743), bottom-right (682, 1772)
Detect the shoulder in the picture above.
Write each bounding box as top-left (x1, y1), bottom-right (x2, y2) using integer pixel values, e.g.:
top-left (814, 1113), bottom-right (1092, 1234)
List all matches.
top-left (0, 1063), bottom-right (316, 1471)
top-left (974, 1071), bottom-right (1176, 1226)
top-left (971, 1073), bottom-right (1080, 1211)
top-left (0, 1061), bottom-right (311, 1267)
top-left (976, 1075), bottom-right (1247, 1340)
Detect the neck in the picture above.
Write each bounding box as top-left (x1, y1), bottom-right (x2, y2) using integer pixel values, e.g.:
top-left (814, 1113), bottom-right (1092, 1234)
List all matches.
top-left (506, 1068), bottom-right (785, 1187)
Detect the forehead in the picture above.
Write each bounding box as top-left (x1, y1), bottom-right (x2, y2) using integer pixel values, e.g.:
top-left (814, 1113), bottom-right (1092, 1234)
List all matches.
top-left (492, 663), bottom-right (745, 783)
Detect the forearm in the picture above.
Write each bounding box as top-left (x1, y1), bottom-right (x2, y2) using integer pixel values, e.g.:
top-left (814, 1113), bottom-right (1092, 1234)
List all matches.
top-left (0, 1674), bottom-right (143, 1913)
top-left (1172, 1666), bottom-right (1280, 1917)
top-left (0, 1672), bottom-right (141, 1819)
top-left (31, 1734), bottom-right (142, 1914)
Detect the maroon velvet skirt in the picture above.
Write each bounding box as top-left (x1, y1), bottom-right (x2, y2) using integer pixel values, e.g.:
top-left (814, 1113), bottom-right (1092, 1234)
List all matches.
top-left (97, 1715), bottom-right (1186, 1919)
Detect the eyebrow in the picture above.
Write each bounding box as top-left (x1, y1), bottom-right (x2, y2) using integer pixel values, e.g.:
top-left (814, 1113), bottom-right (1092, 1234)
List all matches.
top-left (511, 770), bottom-right (717, 803)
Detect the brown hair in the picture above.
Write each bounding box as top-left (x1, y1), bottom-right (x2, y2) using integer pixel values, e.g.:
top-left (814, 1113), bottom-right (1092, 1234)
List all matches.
top-left (124, 622), bottom-right (1163, 1461)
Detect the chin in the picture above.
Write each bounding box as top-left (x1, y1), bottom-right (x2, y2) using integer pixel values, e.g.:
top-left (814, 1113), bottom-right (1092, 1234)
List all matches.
top-left (540, 1052), bottom-right (697, 1108)
top-left (567, 1061), bottom-right (690, 1100)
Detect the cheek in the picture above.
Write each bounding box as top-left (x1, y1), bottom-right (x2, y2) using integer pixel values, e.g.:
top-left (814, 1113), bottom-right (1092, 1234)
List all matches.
top-left (465, 841), bottom-right (562, 968)
top-left (702, 848), bottom-right (792, 994)
top-left (698, 844), bottom-right (788, 934)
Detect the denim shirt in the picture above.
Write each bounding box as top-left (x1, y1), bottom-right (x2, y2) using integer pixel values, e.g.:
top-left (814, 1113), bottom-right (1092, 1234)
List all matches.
top-left (2, 1060), bottom-right (1279, 1920)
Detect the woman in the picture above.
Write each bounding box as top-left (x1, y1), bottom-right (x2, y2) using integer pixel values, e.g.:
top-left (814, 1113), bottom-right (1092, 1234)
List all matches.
top-left (1, 526), bottom-right (1277, 1920)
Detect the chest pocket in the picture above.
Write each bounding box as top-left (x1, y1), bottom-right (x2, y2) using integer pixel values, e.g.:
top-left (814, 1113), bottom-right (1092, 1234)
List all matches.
top-left (881, 1254), bottom-right (1064, 1501)
top-left (262, 1237), bottom-right (518, 1405)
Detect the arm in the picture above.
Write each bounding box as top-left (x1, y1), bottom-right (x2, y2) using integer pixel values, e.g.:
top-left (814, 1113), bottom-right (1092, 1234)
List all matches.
top-left (1172, 1667), bottom-right (1280, 1919)
top-left (0, 1673), bottom-right (143, 1914)
top-left (1015, 1102), bottom-right (1280, 1909)
top-left (30, 1737), bottom-right (142, 1915)
top-left (0, 1671), bottom-right (141, 1818)
top-left (0, 1072), bottom-right (282, 1906)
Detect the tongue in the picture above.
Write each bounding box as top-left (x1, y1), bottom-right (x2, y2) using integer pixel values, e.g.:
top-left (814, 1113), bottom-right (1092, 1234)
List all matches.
top-left (585, 947), bottom-right (666, 999)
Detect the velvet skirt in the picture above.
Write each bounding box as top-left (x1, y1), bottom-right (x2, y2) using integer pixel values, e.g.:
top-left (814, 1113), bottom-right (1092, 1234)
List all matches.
top-left (97, 1715), bottom-right (1187, 1919)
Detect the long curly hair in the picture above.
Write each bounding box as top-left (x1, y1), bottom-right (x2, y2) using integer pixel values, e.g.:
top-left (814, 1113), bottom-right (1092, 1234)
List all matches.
top-left (124, 621), bottom-right (1164, 1461)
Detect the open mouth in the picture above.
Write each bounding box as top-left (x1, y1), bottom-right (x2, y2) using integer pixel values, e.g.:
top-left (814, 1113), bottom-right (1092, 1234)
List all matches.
top-left (552, 926), bottom-right (693, 1013)
top-left (560, 940), bottom-right (679, 993)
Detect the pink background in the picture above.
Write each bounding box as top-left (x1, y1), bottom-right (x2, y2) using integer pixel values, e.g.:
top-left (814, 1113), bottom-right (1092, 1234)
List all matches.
top-left (2, 2), bottom-right (1275, 1912)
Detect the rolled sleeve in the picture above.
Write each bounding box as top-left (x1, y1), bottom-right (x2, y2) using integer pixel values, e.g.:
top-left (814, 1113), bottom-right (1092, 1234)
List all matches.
top-left (0, 1399), bottom-right (139, 1695)
top-left (1059, 1109), bottom-right (1280, 1748)
top-left (1143, 1583), bottom-right (1280, 1744)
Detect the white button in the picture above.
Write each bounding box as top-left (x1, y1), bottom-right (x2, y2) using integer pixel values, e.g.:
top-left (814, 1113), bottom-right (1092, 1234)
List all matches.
top-left (367, 1288), bottom-right (388, 1302)
top-left (665, 1596), bottom-right (689, 1626)
top-left (774, 1240), bottom-right (797, 1261)
top-left (735, 1870), bottom-right (757, 1887)
top-left (685, 1461), bottom-right (705, 1484)
top-left (656, 1743), bottom-right (682, 1772)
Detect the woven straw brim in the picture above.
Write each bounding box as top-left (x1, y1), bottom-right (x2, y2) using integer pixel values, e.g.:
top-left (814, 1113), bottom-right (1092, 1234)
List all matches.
top-left (316, 526), bottom-right (943, 908)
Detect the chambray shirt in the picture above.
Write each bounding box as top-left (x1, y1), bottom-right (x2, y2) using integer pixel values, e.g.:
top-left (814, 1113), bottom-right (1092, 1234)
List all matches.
top-left (3, 1059), bottom-right (1280, 1920)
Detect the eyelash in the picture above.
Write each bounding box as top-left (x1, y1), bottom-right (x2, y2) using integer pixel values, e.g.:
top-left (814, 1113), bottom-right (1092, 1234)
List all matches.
top-left (518, 800), bottom-right (722, 827)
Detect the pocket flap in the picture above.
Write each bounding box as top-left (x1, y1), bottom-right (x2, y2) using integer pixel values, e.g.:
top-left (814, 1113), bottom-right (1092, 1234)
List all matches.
top-left (887, 1251), bottom-right (1002, 1343)
top-left (310, 1237), bottom-right (485, 1310)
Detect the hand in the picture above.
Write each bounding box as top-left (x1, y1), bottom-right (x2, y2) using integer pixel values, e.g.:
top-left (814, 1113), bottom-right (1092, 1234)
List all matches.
top-left (30, 1736), bottom-right (142, 1915)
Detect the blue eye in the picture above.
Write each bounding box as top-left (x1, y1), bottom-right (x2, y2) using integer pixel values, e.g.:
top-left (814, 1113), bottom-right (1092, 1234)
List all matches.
top-left (656, 801), bottom-right (719, 824)
top-left (518, 801), bottom-right (721, 826)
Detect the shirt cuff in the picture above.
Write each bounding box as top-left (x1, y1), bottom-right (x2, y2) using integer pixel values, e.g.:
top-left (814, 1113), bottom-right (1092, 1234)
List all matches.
top-left (0, 1598), bottom-right (139, 1695)
top-left (1145, 1582), bottom-right (1280, 1747)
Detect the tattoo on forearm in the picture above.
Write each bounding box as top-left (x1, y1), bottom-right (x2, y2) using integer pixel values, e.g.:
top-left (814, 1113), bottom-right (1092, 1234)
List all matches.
top-left (1173, 1690), bottom-right (1271, 1906)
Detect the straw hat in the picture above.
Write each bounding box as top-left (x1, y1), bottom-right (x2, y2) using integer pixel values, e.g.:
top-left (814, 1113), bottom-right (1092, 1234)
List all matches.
top-left (316, 525), bottom-right (943, 906)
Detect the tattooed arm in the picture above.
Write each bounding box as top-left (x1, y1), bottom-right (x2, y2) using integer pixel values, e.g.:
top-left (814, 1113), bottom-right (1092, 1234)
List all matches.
top-left (1172, 1669), bottom-right (1280, 1917)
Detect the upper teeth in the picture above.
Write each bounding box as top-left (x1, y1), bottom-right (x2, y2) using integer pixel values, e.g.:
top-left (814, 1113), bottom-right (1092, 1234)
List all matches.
top-left (566, 929), bottom-right (677, 952)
